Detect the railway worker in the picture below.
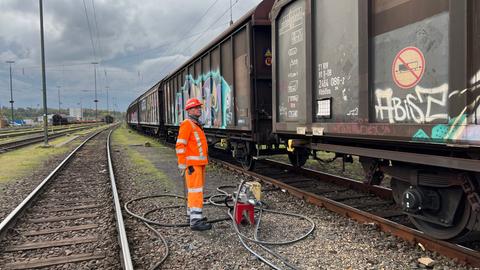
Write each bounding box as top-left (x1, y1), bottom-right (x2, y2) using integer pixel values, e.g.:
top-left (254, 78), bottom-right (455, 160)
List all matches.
top-left (175, 97), bottom-right (212, 231)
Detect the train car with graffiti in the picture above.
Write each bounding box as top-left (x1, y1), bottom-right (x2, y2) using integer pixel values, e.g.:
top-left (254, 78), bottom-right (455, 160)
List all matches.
top-left (138, 82), bottom-right (162, 135)
top-left (160, 0), bottom-right (277, 169)
top-left (126, 98), bottom-right (139, 128)
top-left (270, 0), bottom-right (480, 240)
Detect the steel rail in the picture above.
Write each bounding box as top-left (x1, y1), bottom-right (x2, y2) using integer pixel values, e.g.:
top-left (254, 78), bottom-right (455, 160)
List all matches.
top-left (263, 159), bottom-right (393, 200)
top-left (0, 128), bottom-right (105, 238)
top-left (0, 123), bottom-right (99, 139)
top-left (0, 124), bottom-right (106, 152)
top-left (0, 132), bottom-right (66, 151)
top-left (213, 158), bottom-right (480, 268)
top-left (106, 128), bottom-right (134, 270)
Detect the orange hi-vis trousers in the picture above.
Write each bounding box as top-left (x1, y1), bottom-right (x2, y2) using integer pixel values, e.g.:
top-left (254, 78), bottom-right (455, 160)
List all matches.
top-left (185, 165), bottom-right (205, 224)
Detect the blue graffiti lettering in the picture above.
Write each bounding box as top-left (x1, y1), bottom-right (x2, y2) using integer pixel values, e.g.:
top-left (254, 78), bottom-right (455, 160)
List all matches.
top-left (175, 70), bottom-right (232, 129)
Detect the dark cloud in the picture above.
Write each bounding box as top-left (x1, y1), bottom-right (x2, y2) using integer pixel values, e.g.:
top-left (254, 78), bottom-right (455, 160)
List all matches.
top-left (0, 0), bottom-right (262, 111)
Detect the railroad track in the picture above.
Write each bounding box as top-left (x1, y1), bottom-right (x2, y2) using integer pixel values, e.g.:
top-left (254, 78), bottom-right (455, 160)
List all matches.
top-left (0, 126), bottom-right (132, 269)
top-left (210, 152), bottom-right (480, 268)
top-left (0, 126), bottom-right (34, 135)
top-left (0, 123), bottom-right (99, 139)
top-left (0, 124), bottom-right (105, 153)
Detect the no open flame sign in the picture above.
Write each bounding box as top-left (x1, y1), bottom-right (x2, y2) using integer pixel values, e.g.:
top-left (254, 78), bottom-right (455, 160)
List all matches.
top-left (392, 46), bottom-right (425, 89)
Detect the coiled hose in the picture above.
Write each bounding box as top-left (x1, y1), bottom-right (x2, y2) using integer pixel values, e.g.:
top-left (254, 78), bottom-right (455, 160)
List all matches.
top-left (124, 181), bottom-right (315, 270)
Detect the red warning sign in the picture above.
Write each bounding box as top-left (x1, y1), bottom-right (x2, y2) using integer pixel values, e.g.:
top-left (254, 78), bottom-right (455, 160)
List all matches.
top-left (392, 46), bottom-right (425, 89)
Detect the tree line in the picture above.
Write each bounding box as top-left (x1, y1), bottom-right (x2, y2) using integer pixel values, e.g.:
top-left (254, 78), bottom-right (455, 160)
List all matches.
top-left (0, 106), bottom-right (124, 121)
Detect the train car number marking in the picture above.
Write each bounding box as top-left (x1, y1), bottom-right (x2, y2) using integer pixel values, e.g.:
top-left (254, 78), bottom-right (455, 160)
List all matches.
top-left (296, 127), bottom-right (306, 135)
top-left (312, 127), bottom-right (324, 136)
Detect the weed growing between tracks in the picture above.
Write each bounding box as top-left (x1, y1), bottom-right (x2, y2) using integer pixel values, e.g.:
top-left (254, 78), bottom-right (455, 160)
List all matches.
top-left (111, 125), bottom-right (174, 190)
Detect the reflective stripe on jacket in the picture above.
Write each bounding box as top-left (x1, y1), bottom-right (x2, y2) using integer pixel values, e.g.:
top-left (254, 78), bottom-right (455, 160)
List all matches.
top-left (175, 119), bottom-right (208, 169)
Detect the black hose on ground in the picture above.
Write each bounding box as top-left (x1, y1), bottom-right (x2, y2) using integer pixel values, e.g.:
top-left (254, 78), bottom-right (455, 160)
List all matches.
top-left (124, 183), bottom-right (315, 270)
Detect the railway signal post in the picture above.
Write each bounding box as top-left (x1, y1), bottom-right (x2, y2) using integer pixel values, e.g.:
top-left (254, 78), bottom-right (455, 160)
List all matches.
top-left (6, 60), bottom-right (15, 125)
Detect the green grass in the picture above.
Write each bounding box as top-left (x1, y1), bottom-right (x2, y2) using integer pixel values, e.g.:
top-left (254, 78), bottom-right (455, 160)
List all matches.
top-left (0, 125), bottom-right (109, 185)
top-left (0, 124), bottom-right (105, 144)
top-left (270, 151), bottom-right (366, 181)
top-left (0, 136), bottom-right (79, 184)
top-left (112, 125), bottom-right (163, 148)
top-left (112, 125), bottom-right (173, 189)
top-left (72, 125), bottom-right (106, 136)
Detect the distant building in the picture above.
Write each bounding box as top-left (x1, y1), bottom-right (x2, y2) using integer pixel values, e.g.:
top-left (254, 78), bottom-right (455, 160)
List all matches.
top-left (0, 116), bottom-right (8, 128)
top-left (24, 119), bottom-right (35, 125)
top-left (69, 108), bottom-right (83, 120)
top-left (13, 120), bottom-right (26, 126)
top-left (37, 114), bottom-right (54, 124)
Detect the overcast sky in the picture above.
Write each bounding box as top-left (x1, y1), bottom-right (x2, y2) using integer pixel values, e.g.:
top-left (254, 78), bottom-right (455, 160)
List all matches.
top-left (0, 0), bottom-right (262, 113)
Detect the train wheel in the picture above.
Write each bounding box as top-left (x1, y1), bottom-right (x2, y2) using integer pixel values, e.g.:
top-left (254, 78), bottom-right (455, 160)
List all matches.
top-left (391, 178), bottom-right (478, 240)
top-left (234, 142), bottom-right (255, 171)
top-left (240, 153), bottom-right (255, 171)
top-left (288, 148), bottom-right (309, 168)
top-left (409, 202), bottom-right (474, 241)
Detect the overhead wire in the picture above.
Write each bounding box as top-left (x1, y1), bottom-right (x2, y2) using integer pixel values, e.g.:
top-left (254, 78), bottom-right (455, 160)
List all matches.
top-left (125, 0), bottom-right (226, 94)
top-left (9, 0), bottom-right (227, 73)
top-left (155, 0), bottom-right (237, 78)
top-left (4, 0), bottom-right (246, 110)
top-left (91, 0), bottom-right (104, 62)
top-left (133, 0), bottom-right (222, 90)
top-left (91, 0), bottom-right (109, 92)
top-left (82, 0), bottom-right (97, 62)
top-left (12, 62), bottom-right (94, 71)
top-left (101, 22), bottom-right (229, 65)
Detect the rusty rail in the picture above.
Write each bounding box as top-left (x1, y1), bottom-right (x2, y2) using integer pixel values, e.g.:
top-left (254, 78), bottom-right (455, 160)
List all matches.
top-left (213, 158), bottom-right (480, 268)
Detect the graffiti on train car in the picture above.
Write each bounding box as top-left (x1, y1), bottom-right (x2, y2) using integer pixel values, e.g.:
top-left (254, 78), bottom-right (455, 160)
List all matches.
top-left (129, 110), bottom-right (138, 124)
top-left (176, 92), bottom-right (184, 124)
top-left (473, 70), bottom-right (480, 121)
top-left (416, 72), bottom-right (480, 142)
top-left (330, 121), bottom-right (392, 137)
top-left (412, 114), bottom-right (467, 141)
top-left (175, 71), bottom-right (233, 128)
top-left (375, 84), bottom-right (448, 124)
top-left (375, 76), bottom-right (480, 142)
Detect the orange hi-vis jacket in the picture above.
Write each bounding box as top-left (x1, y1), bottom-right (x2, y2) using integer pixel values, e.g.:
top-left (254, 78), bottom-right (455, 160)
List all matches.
top-left (176, 119), bottom-right (208, 170)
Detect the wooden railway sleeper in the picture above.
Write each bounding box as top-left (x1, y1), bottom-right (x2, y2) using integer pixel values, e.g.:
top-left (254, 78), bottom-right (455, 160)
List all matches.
top-left (461, 173), bottom-right (480, 212)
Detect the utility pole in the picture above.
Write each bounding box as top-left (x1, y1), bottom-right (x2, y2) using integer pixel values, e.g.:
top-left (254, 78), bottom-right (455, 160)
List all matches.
top-left (229, 0), bottom-right (233, 25)
top-left (77, 98), bottom-right (83, 121)
top-left (106, 86), bottom-right (109, 115)
top-left (92, 62), bottom-right (98, 121)
top-left (39, 0), bottom-right (49, 146)
top-left (112, 97), bottom-right (116, 119)
top-left (57, 85), bottom-right (61, 113)
top-left (6, 60), bottom-right (15, 125)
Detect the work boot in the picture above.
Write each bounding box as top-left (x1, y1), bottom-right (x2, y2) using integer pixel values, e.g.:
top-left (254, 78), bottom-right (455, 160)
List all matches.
top-left (187, 216), bottom-right (207, 224)
top-left (190, 220), bottom-right (212, 231)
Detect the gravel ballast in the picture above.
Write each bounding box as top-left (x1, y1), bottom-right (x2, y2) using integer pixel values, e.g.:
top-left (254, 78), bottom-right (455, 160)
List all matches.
top-left (112, 128), bottom-right (474, 270)
top-left (0, 134), bottom-right (92, 222)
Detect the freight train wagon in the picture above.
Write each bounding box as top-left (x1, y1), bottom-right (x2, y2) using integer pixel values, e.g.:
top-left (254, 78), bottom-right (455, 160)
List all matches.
top-left (138, 82), bottom-right (162, 135)
top-left (159, 0), bottom-right (278, 169)
top-left (127, 98), bottom-right (140, 128)
top-left (270, 0), bottom-right (480, 240)
top-left (104, 115), bottom-right (114, 124)
top-left (127, 82), bottom-right (162, 134)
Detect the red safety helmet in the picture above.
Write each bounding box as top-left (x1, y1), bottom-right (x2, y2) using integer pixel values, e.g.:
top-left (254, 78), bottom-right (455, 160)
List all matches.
top-left (185, 98), bottom-right (203, 110)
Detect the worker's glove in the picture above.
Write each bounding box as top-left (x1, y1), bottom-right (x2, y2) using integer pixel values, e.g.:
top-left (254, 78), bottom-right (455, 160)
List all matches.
top-left (179, 169), bottom-right (185, 177)
top-left (187, 166), bottom-right (195, 175)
